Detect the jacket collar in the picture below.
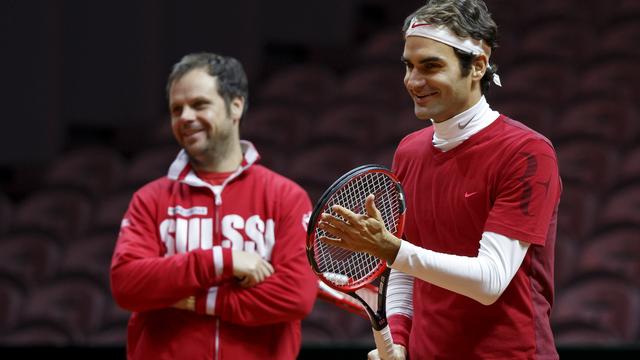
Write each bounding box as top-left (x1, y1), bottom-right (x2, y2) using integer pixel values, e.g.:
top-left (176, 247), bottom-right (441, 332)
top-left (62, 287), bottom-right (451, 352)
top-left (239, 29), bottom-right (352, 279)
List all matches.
top-left (167, 140), bottom-right (260, 182)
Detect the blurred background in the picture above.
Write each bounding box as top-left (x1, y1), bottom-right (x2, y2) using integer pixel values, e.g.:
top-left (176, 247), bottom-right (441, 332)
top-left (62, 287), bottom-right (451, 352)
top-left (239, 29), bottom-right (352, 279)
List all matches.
top-left (0, 0), bottom-right (639, 358)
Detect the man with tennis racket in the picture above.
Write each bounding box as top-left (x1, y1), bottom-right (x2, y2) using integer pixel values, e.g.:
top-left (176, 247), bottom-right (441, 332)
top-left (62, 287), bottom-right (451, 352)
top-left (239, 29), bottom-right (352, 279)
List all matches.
top-left (319, 1), bottom-right (561, 359)
top-left (110, 53), bottom-right (317, 359)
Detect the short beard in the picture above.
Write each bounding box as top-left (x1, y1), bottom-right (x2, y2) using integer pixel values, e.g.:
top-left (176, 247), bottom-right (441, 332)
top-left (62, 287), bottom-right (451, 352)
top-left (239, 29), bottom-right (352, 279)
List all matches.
top-left (187, 128), bottom-right (235, 170)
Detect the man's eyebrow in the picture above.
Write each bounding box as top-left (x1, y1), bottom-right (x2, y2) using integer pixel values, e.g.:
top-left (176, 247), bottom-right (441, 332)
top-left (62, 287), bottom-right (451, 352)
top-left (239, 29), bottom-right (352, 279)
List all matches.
top-left (401, 55), bottom-right (444, 64)
top-left (190, 96), bottom-right (212, 103)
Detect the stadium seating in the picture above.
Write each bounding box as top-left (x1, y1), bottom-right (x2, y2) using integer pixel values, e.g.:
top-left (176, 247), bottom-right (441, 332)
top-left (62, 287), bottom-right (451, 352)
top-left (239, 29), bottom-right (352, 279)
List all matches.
top-left (338, 64), bottom-right (409, 110)
top-left (0, 232), bottom-right (62, 288)
top-left (555, 139), bottom-right (620, 191)
top-left (357, 26), bottom-right (404, 65)
top-left (556, 183), bottom-right (599, 240)
top-left (578, 59), bottom-right (639, 102)
top-left (43, 146), bottom-right (126, 198)
top-left (0, 277), bottom-right (25, 333)
top-left (257, 64), bottom-right (339, 108)
top-left (620, 146), bottom-right (640, 185)
top-left (302, 300), bottom-right (372, 344)
top-left (21, 275), bottom-right (107, 343)
top-left (552, 273), bottom-right (640, 343)
top-left (12, 190), bottom-right (93, 243)
top-left (123, 145), bottom-right (179, 190)
top-left (0, 192), bottom-right (11, 235)
top-left (597, 185), bottom-right (640, 229)
top-left (58, 231), bottom-right (118, 289)
top-left (92, 191), bottom-right (133, 233)
top-left (600, 20), bottom-right (640, 58)
top-left (578, 226), bottom-right (640, 286)
top-left (313, 103), bottom-right (393, 150)
top-left (555, 99), bottom-right (638, 146)
top-left (518, 19), bottom-right (594, 65)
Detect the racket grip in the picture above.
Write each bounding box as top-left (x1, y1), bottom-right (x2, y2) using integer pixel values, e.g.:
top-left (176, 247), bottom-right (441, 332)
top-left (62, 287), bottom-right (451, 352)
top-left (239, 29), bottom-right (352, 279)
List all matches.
top-left (372, 325), bottom-right (395, 359)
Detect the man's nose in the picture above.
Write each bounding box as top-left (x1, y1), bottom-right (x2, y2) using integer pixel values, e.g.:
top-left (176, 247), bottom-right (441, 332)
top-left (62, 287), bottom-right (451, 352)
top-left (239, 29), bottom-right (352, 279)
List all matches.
top-left (406, 70), bottom-right (426, 90)
top-left (180, 106), bottom-right (196, 121)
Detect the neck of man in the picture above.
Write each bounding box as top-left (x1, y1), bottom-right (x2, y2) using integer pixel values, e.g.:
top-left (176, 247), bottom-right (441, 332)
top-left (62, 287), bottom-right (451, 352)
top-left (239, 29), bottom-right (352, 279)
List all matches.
top-left (191, 138), bottom-right (243, 173)
top-left (430, 94), bottom-right (499, 152)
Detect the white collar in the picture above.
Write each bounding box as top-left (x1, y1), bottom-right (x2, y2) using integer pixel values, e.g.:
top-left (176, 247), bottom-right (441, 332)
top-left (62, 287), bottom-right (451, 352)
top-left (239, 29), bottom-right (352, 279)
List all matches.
top-left (431, 96), bottom-right (499, 152)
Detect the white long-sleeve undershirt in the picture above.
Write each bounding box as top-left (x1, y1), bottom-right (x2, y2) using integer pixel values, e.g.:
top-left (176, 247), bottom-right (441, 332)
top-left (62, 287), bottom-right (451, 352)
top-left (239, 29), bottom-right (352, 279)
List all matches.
top-left (387, 231), bottom-right (529, 318)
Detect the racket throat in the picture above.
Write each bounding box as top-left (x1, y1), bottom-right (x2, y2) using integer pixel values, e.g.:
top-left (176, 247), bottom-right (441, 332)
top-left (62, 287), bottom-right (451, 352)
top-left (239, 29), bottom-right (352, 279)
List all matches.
top-left (351, 292), bottom-right (388, 331)
top-left (368, 312), bottom-right (389, 331)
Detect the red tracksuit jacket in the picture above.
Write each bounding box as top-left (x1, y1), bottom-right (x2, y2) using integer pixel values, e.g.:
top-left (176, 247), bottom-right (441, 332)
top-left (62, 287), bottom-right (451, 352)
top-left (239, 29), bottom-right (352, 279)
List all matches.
top-left (111, 141), bottom-right (317, 359)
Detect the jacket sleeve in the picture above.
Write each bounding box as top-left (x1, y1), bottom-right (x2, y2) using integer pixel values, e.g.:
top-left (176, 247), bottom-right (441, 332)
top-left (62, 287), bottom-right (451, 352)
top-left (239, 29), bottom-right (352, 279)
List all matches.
top-left (110, 182), bottom-right (233, 312)
top-left (207, 184), bottom-right (317, 326)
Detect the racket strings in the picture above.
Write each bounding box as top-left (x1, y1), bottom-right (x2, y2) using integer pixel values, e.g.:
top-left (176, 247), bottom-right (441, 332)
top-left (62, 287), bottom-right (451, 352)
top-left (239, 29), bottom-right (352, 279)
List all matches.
top-left (314, 172), bottom-right (401, 289)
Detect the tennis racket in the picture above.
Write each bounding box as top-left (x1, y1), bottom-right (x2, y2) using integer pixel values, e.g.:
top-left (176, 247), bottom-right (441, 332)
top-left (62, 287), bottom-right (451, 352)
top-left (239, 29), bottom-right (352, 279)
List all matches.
top-left (306, 164), bottom-right (406, 359)
top-left (316, 280), bottom-right (378, 320)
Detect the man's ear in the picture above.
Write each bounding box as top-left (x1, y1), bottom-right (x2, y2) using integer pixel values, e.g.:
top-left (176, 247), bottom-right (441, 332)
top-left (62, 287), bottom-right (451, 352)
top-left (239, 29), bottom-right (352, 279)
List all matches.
top-left (230, 97), bottom-right (244, 121)
top-left (472, 55), bottom-right (488, 80)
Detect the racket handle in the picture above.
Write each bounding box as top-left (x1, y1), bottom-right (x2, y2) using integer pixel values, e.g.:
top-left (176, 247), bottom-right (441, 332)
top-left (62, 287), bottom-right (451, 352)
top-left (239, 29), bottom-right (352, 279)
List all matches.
top-left (372, 325), bottom-right (395, 359)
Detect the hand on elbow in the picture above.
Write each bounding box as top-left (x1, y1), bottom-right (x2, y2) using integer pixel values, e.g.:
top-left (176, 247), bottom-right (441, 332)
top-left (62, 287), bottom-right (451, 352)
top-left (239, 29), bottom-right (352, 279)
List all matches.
top-left (232, 250), bottom-right (275, 288)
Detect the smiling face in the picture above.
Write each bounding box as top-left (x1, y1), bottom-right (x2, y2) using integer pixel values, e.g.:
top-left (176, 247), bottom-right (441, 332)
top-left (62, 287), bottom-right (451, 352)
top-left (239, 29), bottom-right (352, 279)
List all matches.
top-left (402, 36), bottom-right (482, 123)
top-left (168, 68), bottom-right (243, 169)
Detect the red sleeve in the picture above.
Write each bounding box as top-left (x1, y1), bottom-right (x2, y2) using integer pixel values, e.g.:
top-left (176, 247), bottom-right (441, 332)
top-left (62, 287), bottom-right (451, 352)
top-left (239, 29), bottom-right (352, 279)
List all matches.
top-left (213, 185), bottom-right (317, 326)
top-left (484, 139), bottom-right (562, 245)
top-left (388, 314), bottom-right (412, 349)
top-left (110, 183), bottom-right (233, 312)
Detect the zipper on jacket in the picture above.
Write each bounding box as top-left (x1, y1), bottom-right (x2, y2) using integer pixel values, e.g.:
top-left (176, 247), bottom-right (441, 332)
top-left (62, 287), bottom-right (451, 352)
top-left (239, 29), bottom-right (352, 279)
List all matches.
top-left (215, 318), bottom-right (220, 360)
top-left (212, 189), bottom-right (222, 360)
top-left (212, 188), bottom-right (222, 244)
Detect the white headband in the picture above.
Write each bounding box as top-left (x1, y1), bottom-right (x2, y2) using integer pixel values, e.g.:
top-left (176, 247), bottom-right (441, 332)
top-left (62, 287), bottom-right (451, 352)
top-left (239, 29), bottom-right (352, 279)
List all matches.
top-left (405, 17), bottom-right (502, 87)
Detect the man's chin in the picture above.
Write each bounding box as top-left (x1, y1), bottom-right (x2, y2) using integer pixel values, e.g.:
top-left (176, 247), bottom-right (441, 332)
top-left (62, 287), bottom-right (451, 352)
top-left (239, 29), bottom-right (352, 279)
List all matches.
top-left (413, 107), bottom-right (432, 121)
top-left (183, 145), bottom-right (205, 159)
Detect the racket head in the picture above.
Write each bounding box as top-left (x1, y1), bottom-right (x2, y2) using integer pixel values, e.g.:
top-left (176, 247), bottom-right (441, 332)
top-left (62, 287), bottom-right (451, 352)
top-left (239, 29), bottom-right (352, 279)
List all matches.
top-left (306, 164), bottom-right (406, 292)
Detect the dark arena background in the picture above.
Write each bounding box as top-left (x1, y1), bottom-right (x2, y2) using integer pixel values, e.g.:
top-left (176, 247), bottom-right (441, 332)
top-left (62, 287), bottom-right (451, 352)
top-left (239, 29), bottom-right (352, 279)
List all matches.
top-left (0, 0), bottom-right (639, 358)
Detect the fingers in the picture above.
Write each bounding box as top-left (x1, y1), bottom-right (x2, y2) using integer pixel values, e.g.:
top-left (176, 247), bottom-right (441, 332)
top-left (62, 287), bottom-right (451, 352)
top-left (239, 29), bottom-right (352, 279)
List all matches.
top-left (329, 204), bottom-right (360, 224)
top-left (232, 250), bottom-right (275, 288)
top-left (368, 345), bottom-right (407, 360)
top-left (319, 206), bottom-right (366, 236)
top-left (264, 259), bottom-right (274, 274)
top-left (365, 194), bottom-right (383, 222)
top-left (318, 214), bottom-right (347, 238)
top-left (239, 276), bottom-right (255, 288)
top-left (244, 258), bottom-right (273, 287)
top-left (368, 349), bottom-right (381, 360)
top-left (172, 296), bottom-right (195, 311)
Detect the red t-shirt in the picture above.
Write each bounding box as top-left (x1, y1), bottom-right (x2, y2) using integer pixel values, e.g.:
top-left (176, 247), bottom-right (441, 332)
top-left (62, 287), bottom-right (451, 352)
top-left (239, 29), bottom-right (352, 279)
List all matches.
top-left (196, 170), bottom-right (235, 185)
top-left (391, 115), bottom-right (561, 359)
